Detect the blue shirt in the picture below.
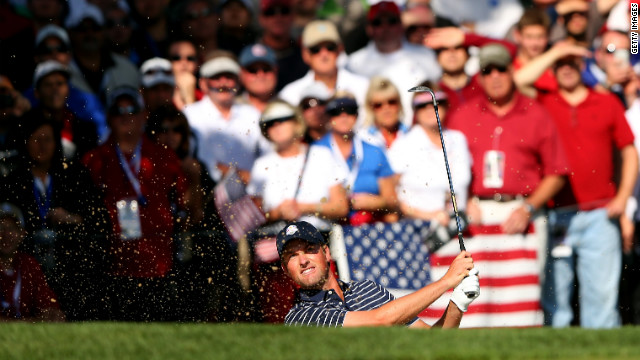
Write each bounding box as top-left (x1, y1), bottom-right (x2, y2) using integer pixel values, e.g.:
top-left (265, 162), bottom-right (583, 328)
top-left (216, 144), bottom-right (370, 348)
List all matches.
top-left (315, 135), bottom-right (394, 195)
top-left (285, 279), bottom-right (416, 327)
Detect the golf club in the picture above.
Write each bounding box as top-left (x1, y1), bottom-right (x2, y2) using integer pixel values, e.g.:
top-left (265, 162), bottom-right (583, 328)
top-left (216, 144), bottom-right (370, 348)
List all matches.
top-left (408, 85), bottom-right (478, 298)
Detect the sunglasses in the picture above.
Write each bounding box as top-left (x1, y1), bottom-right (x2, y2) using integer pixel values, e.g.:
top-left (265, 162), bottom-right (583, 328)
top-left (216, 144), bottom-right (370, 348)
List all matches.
top-left (480, 65), bottom-right (508, 76)
top-left (185, 8), bottom-right (214, 20)
top-left (109, 105), bottom-right (140, 116)
top-left (308, 43), bottom-right (338, 55)
top-left (564, 11), bottom-right (588, 20)
top-left (371, 99), bottom-right (399, 110)
top-left (262, 6), bottom-right (291, 17)
top-left (406, 24), bottom-right (432, 34)
top-left (370, 17), bottom-right (401, 27)
top-left (106, 18), bottom-right (132, 28)
top-left (245, 64), bottom-right (274, 74)
top-left (37, 44), bottom-right (69, 55)
top-left (327, 106), bottom-right (358, 117)
top-left (300, 98), bottom-right (326, 110)
top-left (170, 54), bottom-right (197, 62)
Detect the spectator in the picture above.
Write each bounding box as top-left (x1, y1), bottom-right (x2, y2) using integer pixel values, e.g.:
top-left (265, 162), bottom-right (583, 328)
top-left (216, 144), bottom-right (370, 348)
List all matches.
top-left (359, 77), bottom-right (409, 149)
top-left (0, 202), bottom-right (66, 322)
top-left (217, 0), bottom-right (259, 57)
top-left (28, 0), bottom-right (68, 31)
top-left (401, 2), bottom-right (435, 46)
top-left (237, 44), bottom-right (279, 113)
top-left (104, 2), bottom-right (140, 65)
top-left (515, 43), bottom-right (638, 328)
top-left (28, 24), bottom-right (109, 141)
top-left (346, 1), bottom-right (441, 125)
top-left (586, 30), bottom-right (634, 107)
top-left (65, 2), bottom-right (140, 97)
top-left (247, 99), bottom-right (349, 233)
top-left (31, 60), bottom-right (99, 159)
top-left (183, 53), bottom-right (272, 183)
top-left (388, 85), bottom-right (471, 227)
top-left (298, 81), bottom-right (331, 144)
top-left (168, 37), bottom-right (202, 110)
top-left (314, 94), bottom-right (398, 225)
top-left (178, 0), bottom-right (220, 62)
top-left (549, 0), bottom-right (618, 48)
top-left (257, 0), bottom-right (309, 91)
top-left (82, 86), bottom-right (188, 321)
top-left (140, 57), bottom-right (175, 112)
top-left (430, 0), bottom-right (523, 39)
top-left (129, 0), bottom-right (171, 63)
top-left (279, 20), bottom-right (369, 124)
top-left (0, 113), bottom-right (110, 320)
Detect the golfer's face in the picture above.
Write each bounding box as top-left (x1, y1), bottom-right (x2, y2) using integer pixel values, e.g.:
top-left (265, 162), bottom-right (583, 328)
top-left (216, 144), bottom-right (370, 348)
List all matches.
top-left (282, 239), bottom-right (330, 290)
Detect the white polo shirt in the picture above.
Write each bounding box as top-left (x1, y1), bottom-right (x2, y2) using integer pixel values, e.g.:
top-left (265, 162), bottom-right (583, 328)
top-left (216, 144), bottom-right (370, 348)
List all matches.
top-left (183, 96), bottom-right (272, 181)
top-left (387, 126), bottom-right (471, 212)
top-left (346, 41), bottom-right (442, 127)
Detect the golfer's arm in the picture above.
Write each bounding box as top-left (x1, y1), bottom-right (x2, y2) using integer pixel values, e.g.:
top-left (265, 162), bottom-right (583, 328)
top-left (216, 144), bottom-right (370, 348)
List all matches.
top-left (342, 278), bottom-right (451, 327)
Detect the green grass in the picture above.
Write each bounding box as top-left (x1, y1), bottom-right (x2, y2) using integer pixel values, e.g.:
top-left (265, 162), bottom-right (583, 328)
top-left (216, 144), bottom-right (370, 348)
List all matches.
top-left (0, 323), bottom-right (639, 360)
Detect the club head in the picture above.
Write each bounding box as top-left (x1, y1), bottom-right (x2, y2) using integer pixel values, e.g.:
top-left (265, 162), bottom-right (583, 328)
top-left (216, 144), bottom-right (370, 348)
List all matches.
top-left (408, 85), bottom-right (432, 93)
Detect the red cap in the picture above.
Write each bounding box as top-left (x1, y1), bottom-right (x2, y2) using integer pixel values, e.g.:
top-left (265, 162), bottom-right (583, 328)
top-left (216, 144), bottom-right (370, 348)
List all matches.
top-left (367, 1), bottom-right (401, 21)
top-left (260, 0), bottom-right (292, 12)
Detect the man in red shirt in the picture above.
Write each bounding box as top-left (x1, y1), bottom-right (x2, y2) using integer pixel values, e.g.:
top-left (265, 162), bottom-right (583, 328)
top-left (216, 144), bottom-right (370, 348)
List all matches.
top-left (83, 86), bottom-right (188, 321)
top-left (515, 43), bottom-right (638, 328)
top-left (445, 43), bottom-right (568, 327)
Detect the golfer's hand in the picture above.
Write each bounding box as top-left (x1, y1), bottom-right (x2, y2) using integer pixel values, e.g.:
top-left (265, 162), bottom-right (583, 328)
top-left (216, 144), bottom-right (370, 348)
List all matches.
top-left (442, 251), bottom-right (474, 288)
top-left (501, 207), bottom-right (530, 234)
top-left (451, 268), bottom-right (480, 313)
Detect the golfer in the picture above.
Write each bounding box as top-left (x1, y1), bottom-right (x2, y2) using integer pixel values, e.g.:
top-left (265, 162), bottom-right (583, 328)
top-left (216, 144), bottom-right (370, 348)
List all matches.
top-left (278, 221), bottom-right (480, 327)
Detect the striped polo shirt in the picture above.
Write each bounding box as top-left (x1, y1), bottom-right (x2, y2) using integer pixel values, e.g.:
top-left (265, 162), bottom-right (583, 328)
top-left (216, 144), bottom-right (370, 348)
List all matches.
top-left (284, 279), bottom-right (416, 327)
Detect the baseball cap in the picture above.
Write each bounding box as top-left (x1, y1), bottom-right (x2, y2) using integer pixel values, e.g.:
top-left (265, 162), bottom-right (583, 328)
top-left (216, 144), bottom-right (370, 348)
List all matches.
top-left (33, 60), bottom-right (70, 87)
top-left (35, 24), bottom-right (70, 48)
top-left (239, 44), bottom-right (277, 68)
top-left (412, 91), bottom-right (447, 108)
top-left (65, 2), bottom-right (105, 29)
top-left (478, 43), bottom-right (512, 69)
top-left (260, 100), bottom-right (297, 138)
top-left (0, 203), bottom-right (25, 228)
top-left (106, 85), bottom-right (144, 113)
top-left (200, 57), bottom-right (241, 78)
top-left (276, 221), bottom-right (326, 259)
top-left (140, 57), bottom-right (175, 88)
top-left (302, 20), bottom-right (341, 48)
top-left (325, 96), bottom-right (358, 115)
top-left (367, 1), bottom-right (401, 21)
top-left (300, 81), bottom-right (331, 103)
top-left (555, 0), bottom-right (589, 16)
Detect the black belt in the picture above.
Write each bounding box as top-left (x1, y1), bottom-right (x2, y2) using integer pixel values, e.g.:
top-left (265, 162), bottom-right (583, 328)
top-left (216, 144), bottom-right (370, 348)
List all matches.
top-left (477, 194), bottom-right (521, 202)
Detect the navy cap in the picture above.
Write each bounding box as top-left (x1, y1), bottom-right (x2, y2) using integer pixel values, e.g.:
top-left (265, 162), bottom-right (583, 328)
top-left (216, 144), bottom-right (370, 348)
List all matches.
top-left (325, 97), bottom-right (358, 114)
top-left (276, 221), bottom-right (325, 259)
top-left (239, 44), bottom-right (277, 68)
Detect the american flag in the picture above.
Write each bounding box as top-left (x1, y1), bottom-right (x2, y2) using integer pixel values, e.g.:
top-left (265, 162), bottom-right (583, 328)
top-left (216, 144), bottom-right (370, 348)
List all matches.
top-left (214, 169), bottom-right (266, 243)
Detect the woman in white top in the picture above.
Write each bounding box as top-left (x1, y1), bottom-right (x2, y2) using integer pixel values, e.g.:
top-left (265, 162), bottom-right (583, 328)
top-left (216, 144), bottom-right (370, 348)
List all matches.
top-left (359, 76), bottom-right (410, 150)
top-left (387, 85), bottom-right (472, 226)
top-left (247, 100), bottom-right (349, 232)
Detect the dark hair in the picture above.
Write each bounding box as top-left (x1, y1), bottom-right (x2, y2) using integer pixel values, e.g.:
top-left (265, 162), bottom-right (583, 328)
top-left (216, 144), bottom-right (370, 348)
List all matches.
top-left (14, 109), bottom-right (64, 168)
top-left (146, 105), bottom-right (192, 159)
top-left (516, 8), bottom-right (550, 32)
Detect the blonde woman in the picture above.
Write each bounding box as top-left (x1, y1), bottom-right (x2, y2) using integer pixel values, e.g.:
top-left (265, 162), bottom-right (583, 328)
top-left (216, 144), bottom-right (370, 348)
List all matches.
top-left (359, 76), bottom-right (410, 149)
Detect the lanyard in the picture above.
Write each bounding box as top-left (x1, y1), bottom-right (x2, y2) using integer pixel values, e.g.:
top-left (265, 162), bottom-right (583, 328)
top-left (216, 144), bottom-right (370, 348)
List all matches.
top-left (1, 270), bottom-right (22, 319)
top-left (115, 142), bottom-right (147, 206)
top-left (33, 175), bottom-right (53, 226)
top-left (329, 135), bottom-right (363, 194)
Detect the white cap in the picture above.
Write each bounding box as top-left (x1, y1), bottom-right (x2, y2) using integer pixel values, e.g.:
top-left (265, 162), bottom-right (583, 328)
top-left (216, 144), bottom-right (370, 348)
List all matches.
top-left (140, 57), bottom-right (175, 88)
top-left (300, 81), bottom-right (331, 101)
top-left (261, 101), bottom-right (297, 124)
top-left (200, 57), bottom-right (240, 78)
top-left (35, 24), bottom-right (70, 47)
top-left (33, 60), bottom-right (70, 87)
top-left (65, 2), bottom-right (105, 29)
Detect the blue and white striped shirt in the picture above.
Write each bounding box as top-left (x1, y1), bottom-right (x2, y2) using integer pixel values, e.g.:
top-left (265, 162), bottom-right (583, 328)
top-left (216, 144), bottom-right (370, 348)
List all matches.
top-left (284, 280), bottom-right (415, 327)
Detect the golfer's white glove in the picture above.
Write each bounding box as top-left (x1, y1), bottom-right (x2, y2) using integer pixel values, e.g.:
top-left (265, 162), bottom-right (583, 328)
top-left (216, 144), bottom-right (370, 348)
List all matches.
top-left (451, 268), bottom-right (480, 312)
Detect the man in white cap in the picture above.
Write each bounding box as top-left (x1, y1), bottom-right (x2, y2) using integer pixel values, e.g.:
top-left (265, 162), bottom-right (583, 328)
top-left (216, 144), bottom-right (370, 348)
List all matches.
top-left (279, 20), bottom-right (369, 126)
top-left (139, 57), bottom-right (175, 112)
top-left (183, 53), bottom-right (272, 183)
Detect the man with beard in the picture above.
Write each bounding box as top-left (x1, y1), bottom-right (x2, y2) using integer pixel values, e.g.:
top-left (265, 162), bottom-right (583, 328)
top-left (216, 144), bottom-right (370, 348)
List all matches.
top-left (278, 221), bottom-right (480, 327)
top-left (183, 53), bottom-right (271, 183)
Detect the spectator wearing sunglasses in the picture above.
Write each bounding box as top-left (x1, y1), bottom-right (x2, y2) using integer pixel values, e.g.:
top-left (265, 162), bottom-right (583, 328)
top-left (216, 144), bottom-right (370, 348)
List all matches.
top-left (279, 20), bottom-right (369, 126)
top-left (237, 44), bottom-right (279, 113)
top-left (168, 38), bottom-right (203, 110)
top-left (401, 2), bottom-right (435, 45)
top-left (82, 86), bottom-right (188, 321)
top-left (346, 1), bottom-right (440, 128)
top-left (298, 81), bottom-right (331, 144)
top-left (315, 93), bottom-right (398, 225)
top-left (25, 24), bottom-right (109, 142)
top-left (359, 76), bottom-right (409, 150)
top-left (140, 57), bottom-right (175, 112)
top-left (65, 3), bottom-right (140, 100)
top-left (257, 0), bottom-right (309, 91)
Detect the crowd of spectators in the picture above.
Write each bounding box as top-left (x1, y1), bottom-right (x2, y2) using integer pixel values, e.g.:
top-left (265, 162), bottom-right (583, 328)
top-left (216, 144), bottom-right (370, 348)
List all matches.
top-left (1, 0), bottom-right (639, 328)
